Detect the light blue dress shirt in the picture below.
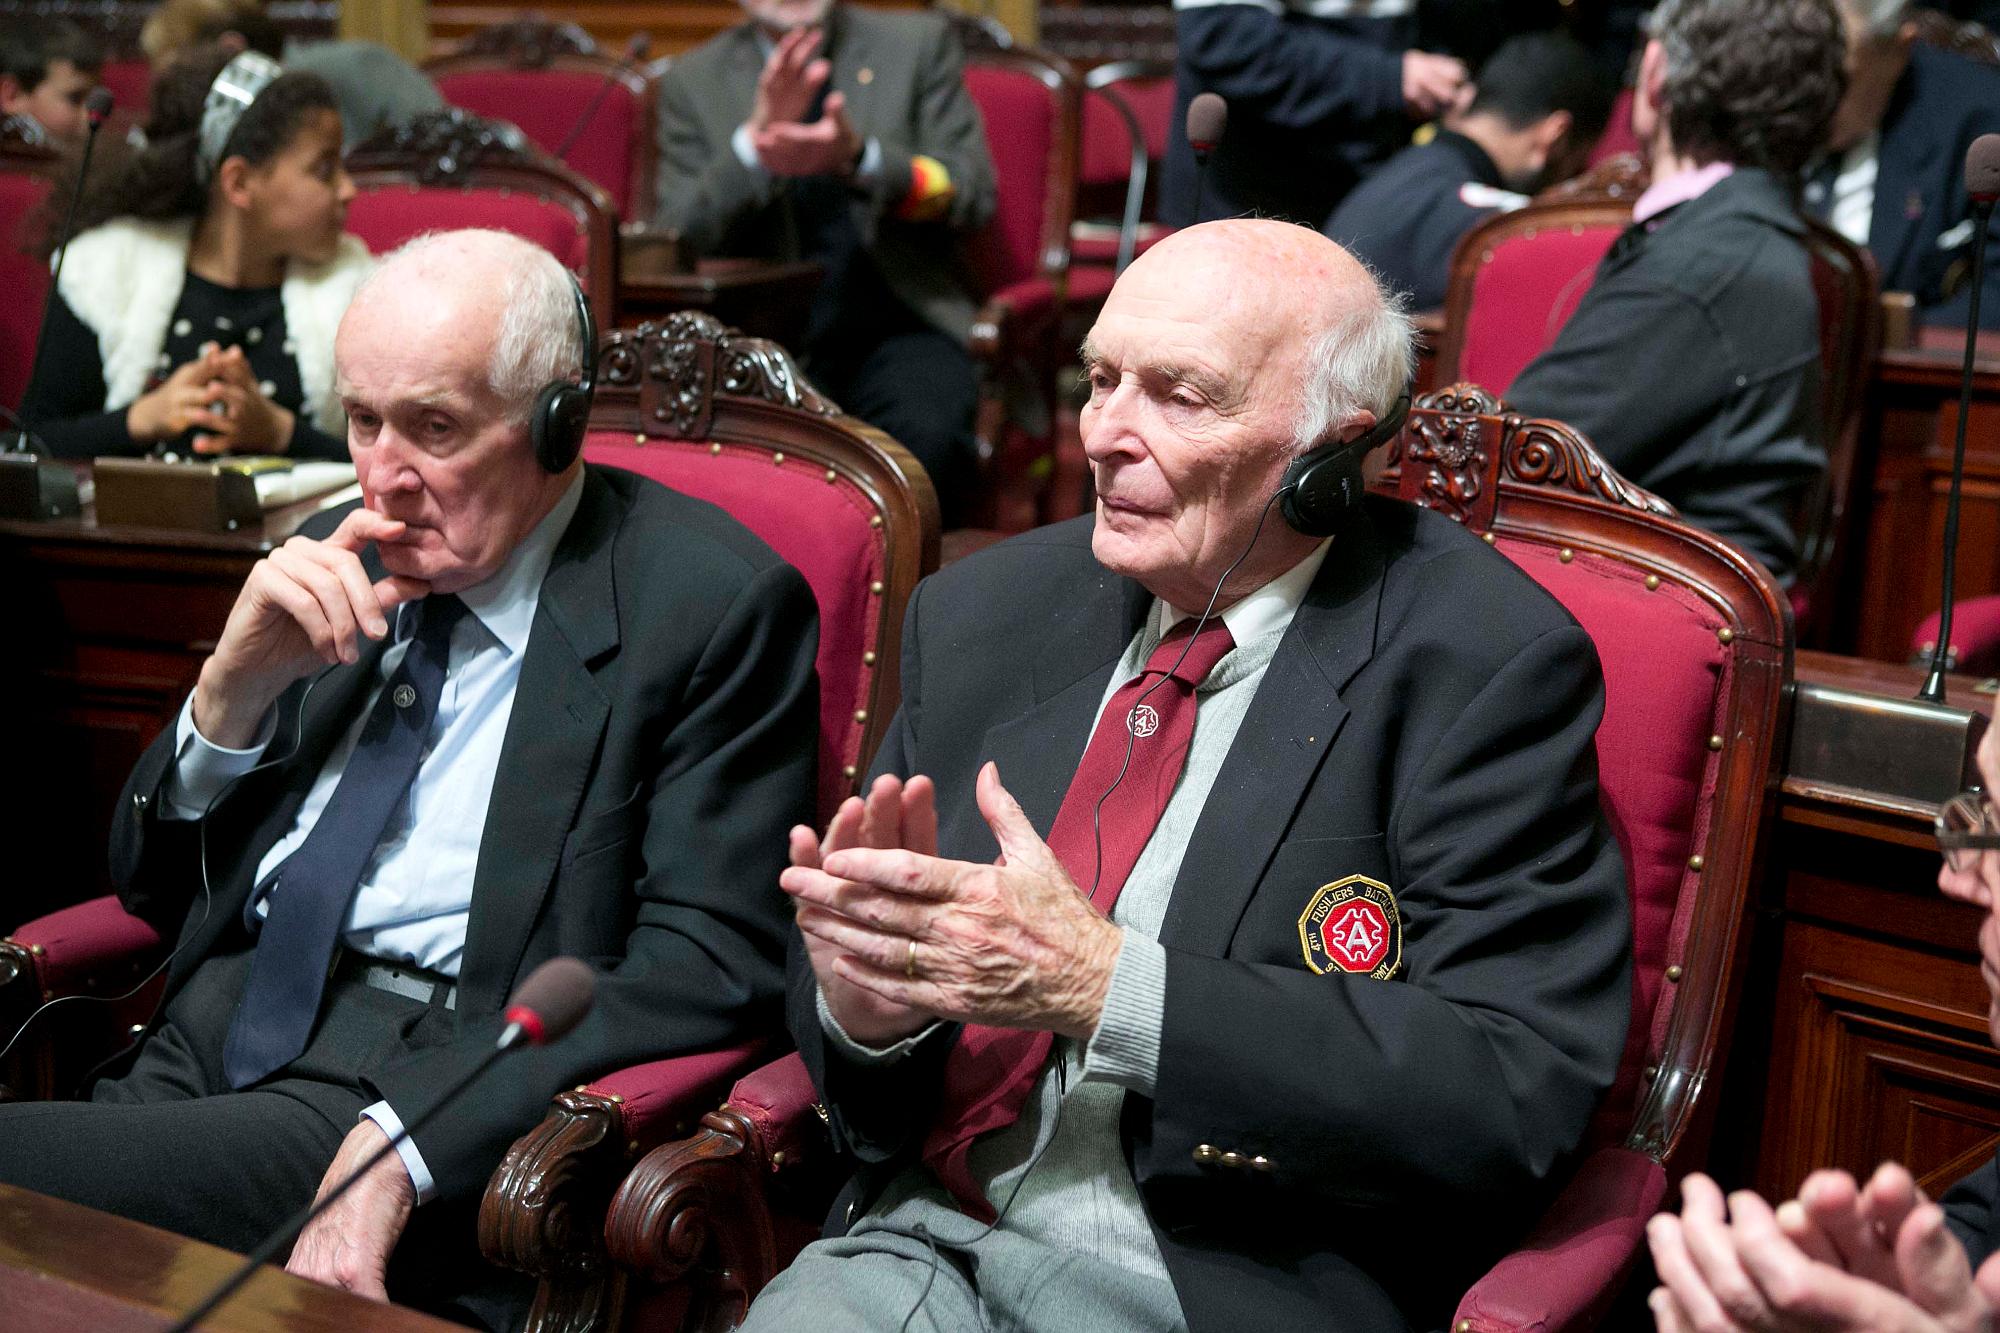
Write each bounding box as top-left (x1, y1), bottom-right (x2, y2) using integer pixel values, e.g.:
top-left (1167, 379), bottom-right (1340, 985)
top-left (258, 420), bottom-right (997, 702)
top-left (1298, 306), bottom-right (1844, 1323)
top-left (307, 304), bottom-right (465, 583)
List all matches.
top-left (162, 474), bottom-right (585, 1200)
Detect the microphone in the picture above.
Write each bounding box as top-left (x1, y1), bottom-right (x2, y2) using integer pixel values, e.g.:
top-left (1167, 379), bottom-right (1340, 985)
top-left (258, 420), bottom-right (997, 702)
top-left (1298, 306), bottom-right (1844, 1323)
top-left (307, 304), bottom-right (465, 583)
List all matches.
top-left (163, 957), bottom-right (598, 1333)
top-left (1186, 92), bottom-right (1227, 224)
top-left (0, 86), bottom-right (111, 517)
top-left (1918, 132), bottom-right (2000, 704)
top-left (554, 32), bottom-right (651, 164)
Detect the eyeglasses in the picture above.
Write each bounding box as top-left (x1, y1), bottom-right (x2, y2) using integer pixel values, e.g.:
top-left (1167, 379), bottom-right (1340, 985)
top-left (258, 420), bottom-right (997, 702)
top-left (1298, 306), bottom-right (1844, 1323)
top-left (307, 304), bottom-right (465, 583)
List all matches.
top-left (1937, 787), bottom-right (2000, 871)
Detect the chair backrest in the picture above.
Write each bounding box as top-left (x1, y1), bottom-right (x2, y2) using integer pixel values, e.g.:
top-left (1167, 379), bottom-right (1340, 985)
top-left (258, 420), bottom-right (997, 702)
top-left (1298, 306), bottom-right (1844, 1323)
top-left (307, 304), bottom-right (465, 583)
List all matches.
top-left (343, 109), bottom-right (619, 329)
top-left (425, 22), bottom-right (657, 221)
top-left (95, 58), bottom-right (152, 122)
top-left (1377, 383), bottom-right (1789, 1173)
top-left (1079, 60), bottom-right (1172, 188)
top-left (1587, 87), bottom-right (1640, 166)
top-left (577, 313), bottom-right (940, 822)
top-left (0, 138), bottom-right (55, 411)
top-left (963, 46), bottom-right (1081, 296)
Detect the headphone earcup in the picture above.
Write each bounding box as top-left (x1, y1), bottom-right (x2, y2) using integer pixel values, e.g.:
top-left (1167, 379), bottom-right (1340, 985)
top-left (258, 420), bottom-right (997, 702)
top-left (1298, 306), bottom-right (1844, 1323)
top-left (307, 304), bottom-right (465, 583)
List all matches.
top-left (1279, 445), bottom-right (1365, 538)
top-left (532, 382), bottom-right (590, 474)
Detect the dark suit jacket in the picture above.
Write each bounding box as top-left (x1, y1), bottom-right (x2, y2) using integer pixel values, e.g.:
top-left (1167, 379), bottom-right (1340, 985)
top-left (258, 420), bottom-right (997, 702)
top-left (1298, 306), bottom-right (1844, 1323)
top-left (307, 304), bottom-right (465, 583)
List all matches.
top-left (1327, 130), bottom-right (1515, 311)
top-left (791, 501), bottom-right (1633, 1330)
top-left (1945, 1149), bottom-right (2000, 1267)
top-left (1869, 44), bottom-right (2000, 331)
top-left (109, 466), bottom-right (819, 1203)
top-left (1508, 168), bottom-right (1824, 586)
top-left (651, 7), bottom-right (997, 343)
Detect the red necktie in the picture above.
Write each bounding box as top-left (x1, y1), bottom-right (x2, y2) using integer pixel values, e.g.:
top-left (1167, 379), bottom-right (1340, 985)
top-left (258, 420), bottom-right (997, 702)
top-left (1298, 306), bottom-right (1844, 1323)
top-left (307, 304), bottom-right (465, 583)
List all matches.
top-left (922, 616), bottom-right (1237, 1220)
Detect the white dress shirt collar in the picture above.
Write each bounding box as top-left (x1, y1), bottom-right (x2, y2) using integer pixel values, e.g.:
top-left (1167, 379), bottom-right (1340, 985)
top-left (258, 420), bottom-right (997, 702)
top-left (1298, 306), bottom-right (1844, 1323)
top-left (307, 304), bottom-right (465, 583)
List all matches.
top-left (1155, 536), bottom-right (1334, 645)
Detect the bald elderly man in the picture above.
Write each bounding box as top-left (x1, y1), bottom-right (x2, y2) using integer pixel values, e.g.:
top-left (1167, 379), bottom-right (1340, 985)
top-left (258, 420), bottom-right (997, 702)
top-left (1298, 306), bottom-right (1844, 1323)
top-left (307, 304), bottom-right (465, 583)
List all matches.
top-left (752, 219), bottom-right (1633, 1331)
top-left (0, 230), bottom-right (816, 1327)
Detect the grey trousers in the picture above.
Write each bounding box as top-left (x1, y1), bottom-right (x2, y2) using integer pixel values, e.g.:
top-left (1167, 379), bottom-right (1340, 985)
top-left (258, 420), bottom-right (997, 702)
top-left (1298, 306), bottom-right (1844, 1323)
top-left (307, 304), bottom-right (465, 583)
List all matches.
top-left (739, 1178), bottom-right (1188, 1333)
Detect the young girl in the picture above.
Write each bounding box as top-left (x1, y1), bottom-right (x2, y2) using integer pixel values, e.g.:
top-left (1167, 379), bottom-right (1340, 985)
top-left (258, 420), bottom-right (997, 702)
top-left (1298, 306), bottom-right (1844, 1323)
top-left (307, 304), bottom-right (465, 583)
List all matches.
top-left (22, 45), bottom-right (370, 459)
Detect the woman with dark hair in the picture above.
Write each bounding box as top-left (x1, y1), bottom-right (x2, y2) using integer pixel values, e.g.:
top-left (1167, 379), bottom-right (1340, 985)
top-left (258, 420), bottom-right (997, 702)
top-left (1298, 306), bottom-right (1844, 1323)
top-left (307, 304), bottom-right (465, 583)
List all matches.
top-left (20, 44), bottom-right (369, 459)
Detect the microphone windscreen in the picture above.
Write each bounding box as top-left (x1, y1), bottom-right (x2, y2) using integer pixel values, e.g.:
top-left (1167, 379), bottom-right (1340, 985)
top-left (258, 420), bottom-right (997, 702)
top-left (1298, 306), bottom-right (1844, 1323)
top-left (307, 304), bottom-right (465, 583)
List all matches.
top-left (1187, 93), bottom-right (1228, 152)
top-left (624, 31), bottom-right (653, 61)
top-left (503, 957), bottom-right (596, 1045)
top-left (84, 87), bottom-right (114, 125)
top-left (1968, 134), bottom-right (2000, 204)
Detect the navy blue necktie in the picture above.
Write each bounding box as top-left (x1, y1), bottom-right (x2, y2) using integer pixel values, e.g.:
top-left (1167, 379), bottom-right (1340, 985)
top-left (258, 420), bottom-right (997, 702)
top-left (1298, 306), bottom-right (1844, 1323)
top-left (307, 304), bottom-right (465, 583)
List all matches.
top-left (222, 593), bottom-right (469, 1089)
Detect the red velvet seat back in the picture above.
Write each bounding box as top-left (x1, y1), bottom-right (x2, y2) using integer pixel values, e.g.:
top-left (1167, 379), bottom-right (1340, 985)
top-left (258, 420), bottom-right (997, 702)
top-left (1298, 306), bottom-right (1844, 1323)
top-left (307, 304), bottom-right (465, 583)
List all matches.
top-left (964, 57), bottom-right (1072, 294)
top-left (582, 432), bottom-right (885, 819)
top-left (96, 59), bottom-right (152, 121)
top-left (431, 68), bottom-right (644, 217)
top-left (1455, 221), bottom-right (1622, 392)
top-left (347, 183), bottom-right (594, 274)
top-left (0, 167), bottom-right (52, 410)
top-left (1588, 88), bottom-right (1639, 166)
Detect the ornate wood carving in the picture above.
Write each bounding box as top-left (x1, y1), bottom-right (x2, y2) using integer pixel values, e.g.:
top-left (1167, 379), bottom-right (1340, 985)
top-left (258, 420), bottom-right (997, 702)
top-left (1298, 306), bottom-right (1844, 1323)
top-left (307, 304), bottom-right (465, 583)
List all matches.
top-left (452, 16), bottom-right (599, 65)
top-left (478, 1089), bottom-right (631, 1333)
top-left (1505, 417), bottom-right (1679, 517)
top-left (599, 313), bottom-right (839, 440)
top-left (1539, 152), bottom-right (1650, 204)
top-left (604, 1108), bottom-right (778, 1332)
top-left (348, 108), bottom-right (544, 185)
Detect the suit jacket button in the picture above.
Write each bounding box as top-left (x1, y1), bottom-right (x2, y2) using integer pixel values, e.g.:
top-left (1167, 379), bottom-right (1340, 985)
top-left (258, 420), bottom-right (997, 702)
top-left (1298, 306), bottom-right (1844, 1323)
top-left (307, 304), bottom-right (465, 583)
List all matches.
top-left (132, 791), bottom-right (149, 810)
top-left (1192, 1143), bottom-right (1219, 1165)
top-left (1219, 1151), bottom-right (1246, 1170)
top-left (844, 1200), bottom-right (858, 1226)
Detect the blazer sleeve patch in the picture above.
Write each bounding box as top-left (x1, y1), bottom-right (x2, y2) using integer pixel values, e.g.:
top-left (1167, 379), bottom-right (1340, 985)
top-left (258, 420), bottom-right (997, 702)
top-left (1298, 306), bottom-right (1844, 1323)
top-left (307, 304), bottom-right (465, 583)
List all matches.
top-left (1297, 875), bottom-right (1402, 980)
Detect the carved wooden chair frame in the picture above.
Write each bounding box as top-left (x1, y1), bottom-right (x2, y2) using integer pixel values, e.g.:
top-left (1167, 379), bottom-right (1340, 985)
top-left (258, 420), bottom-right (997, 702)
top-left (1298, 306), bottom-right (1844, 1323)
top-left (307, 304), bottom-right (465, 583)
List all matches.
top-left (423, 27), bottom-right (660, 222)
top-left (346, 108), bottom-right (620, 330)
top-left (475, 312), bottom-right (936, 1333)
top-left (1383, 384), bottom-right (1789, 1177)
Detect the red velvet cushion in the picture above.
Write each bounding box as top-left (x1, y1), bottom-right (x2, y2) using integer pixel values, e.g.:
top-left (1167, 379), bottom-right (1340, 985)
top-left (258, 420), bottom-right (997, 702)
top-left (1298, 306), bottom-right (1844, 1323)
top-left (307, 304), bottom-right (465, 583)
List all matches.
top-left (586, 1039), bottom-right (770, 1145)
top-left (0, 169), bottom-right (52, 410)
top-left (965, 65), bottom-right (1057, 294)
top-left (9, 894), bottom-right (164, 993)
top-left (97, 60), bottom-right (152, 121)
top-left (1914, 595), bottom-right (2000, 676)
top-left (1459, 222), bottom-right (1623, 393)
top-left (1497, 540), bottom-right (1731, 1145)
top-left (582, 435), bottom-right (886, 822)
top-left (346, 185), bottom-right (592, 273)
top-left (432, 69), bottom-right (640, 217)
top-left (1588, 89), bottom-right (1640, 168)
top-left (1081, 87), bottom-right (1137, 187)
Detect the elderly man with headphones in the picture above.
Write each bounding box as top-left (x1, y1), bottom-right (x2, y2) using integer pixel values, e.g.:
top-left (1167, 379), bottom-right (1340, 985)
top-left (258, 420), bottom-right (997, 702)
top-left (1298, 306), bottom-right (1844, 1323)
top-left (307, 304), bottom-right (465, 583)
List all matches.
top-left (0, 229), bottom-right (818, 1327)
top-left (759, 218), bottom-right (1633, 1333)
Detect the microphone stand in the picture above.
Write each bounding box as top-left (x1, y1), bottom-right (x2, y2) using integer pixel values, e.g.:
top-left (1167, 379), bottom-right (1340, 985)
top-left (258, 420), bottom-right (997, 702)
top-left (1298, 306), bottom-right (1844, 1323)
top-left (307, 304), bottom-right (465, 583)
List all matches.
top-left (554, 35), bottom-right (650, 164)
top-left (163, 1026), bottom-right (529, 1333)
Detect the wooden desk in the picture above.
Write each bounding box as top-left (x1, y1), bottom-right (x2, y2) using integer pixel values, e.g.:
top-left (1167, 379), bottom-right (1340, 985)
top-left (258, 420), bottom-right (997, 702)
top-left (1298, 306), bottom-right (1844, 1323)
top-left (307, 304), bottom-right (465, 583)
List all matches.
top-left (0, 485), bottom-right (358, 917)
top-left (615, 255), bottom-right (823, 347)
top-left (1733, 651), bottom-right (2000, 1200)
top-left (0, 1182), bottom-right (457, 1331)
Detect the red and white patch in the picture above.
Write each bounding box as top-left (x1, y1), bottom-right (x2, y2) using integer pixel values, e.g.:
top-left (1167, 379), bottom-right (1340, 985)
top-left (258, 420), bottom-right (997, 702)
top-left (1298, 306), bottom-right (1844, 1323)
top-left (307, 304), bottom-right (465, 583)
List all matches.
top-left (1298, 876), bottom-right (1402, 980)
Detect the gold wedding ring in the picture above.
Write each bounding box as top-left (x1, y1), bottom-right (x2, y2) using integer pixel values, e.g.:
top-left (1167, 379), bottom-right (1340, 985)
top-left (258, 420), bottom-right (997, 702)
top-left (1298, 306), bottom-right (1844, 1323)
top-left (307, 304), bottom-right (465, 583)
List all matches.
top-left (905, 938), bottom-right (919, 981)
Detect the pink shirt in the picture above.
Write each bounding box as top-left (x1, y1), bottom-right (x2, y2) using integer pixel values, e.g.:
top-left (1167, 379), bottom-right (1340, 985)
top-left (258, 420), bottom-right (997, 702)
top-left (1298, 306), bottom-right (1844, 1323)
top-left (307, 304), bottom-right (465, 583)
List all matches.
top-left (1632, 160), bottom-right (1736, 225)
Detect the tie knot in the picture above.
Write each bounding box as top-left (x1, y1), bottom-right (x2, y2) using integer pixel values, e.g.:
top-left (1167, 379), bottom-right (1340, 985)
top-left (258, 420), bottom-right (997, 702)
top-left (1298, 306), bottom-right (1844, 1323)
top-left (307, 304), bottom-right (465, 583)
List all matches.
top-left (1144, 616), bottom-right (1235, 688)
top-left (411, 593), bottom-right (468, 653)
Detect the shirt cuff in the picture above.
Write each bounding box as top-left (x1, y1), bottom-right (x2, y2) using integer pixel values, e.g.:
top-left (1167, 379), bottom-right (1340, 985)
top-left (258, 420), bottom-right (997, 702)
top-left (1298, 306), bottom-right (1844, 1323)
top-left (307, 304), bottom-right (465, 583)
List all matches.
top-left (162, 692), bottom-right (275, 820)
top-left (817, 987), bottom-right (940, 1064)
top-left (731, 121), bottom-right (770, 178)
top-left (1082, 931), bottom-right (1164, 1095)
top-left (851, 136), bottom-right (883, 188)
top-left (359, 1100), bottom-right (437, 1205)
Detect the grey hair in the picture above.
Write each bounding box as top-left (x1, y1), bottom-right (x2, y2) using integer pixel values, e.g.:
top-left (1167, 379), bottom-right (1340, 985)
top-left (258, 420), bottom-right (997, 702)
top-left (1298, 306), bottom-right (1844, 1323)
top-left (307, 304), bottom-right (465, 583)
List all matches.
top-left (351, 229), bottom-right (584, 423)
top-left (1292, 272), bottom-right (1415, 454)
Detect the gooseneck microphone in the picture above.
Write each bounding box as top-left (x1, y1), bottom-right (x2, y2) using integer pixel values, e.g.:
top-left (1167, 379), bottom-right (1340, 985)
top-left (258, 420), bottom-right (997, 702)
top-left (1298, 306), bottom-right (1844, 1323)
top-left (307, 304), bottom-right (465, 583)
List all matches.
top-left (163, 957), bottom-right (598, 1333)
top-left (1185, 92), bottom-right (1227, 225)
top-left (1918, 132), bottom-right (2000, 704)
top-left (554, 32), bottom-right (651, 164)
top-left (9, 85), bottom-right (113, 457)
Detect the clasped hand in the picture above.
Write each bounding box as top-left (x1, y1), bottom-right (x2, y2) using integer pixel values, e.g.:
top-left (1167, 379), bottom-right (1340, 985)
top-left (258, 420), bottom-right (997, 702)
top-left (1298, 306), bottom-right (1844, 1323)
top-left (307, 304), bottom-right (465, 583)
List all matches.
top-left (746, 25), bottom-right (862, 179)
top-left (782, 762), bottom-right (1124, 1048)
top-left (192, 506), bottom-right (429, 747)
top-left (126, 343), bottom-right (296, 454)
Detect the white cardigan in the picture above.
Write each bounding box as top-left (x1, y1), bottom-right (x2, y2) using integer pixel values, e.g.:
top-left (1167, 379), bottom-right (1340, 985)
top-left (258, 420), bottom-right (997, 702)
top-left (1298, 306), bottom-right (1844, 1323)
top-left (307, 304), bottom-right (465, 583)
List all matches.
top-left (56, 218), bottom-right (373, 436)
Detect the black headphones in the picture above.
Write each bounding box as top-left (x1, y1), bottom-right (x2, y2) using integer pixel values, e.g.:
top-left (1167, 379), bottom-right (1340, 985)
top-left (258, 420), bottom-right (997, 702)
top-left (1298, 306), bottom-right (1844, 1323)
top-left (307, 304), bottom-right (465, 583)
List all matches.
top-left (530, 272), bottom-right (598, 474)
top-left (1277, 391), bottom-right (1410, 537)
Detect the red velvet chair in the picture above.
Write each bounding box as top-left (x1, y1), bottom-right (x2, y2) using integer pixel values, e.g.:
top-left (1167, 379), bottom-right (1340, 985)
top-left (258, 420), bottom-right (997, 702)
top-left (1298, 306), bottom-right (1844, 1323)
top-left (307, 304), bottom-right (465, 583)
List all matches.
top-left (961, 44), bottom-right (1083, 532)
top-left (425, 17), bottom-right (659, 222)
top-left (343, 108), bottom-right (619, 331)
top-left (473, 312), bottom-right (939, 1332)
top-left (0, 131), bottom-right (55, 412)
top-left (94, 57), bottom-right (152, 125)
top-left (589, 385), bottom-right (1792, 1331)
top-left (1071, 60), bottom-right (1174, 275)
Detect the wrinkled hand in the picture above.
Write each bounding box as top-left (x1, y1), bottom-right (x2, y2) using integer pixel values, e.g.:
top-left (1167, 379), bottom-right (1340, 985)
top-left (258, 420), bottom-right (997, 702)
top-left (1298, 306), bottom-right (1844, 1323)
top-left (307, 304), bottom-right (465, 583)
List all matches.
top-left (787, 773), bottom-right (940, 1046)
top-left (192, 506), bottom-right (429, 747)
top-left (783, 761), bottom-right (1124, 1041)
top-left (1401, 50), bottom-right (1468, 119)
top-left (190, 346), bottom-right (296, 456)
top-left (284, 1119), bottom-right (414, 1302)
top-left (1647, 1171), bottom-right (2000, 1332)
top-left (753, 91), bottom-right (861, 178)
top-left (125, 346), bottom-right (231, 443)
top-left (751, 26), bottom-right (830, 131)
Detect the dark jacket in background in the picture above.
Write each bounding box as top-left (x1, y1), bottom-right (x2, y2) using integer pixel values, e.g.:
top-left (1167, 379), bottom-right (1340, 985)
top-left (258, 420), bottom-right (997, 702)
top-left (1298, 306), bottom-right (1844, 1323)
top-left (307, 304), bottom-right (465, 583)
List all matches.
top-left (1507, 168), bottom-right (1824, 585)
top-left (1326, 129), bottom-right (1521, 310)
